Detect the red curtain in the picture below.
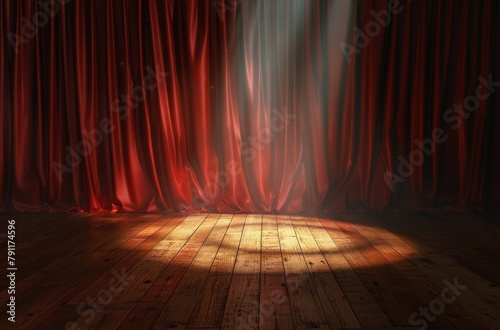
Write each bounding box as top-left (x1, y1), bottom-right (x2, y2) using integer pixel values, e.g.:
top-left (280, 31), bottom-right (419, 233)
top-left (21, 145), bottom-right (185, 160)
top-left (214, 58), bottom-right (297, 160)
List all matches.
top-left (1, 0), bottom-right (499, 212)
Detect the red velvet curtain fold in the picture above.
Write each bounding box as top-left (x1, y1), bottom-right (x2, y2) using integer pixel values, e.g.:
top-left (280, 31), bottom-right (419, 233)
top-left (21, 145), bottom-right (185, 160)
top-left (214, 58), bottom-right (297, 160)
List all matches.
top-left (1, 0), bottom-right (499, 212)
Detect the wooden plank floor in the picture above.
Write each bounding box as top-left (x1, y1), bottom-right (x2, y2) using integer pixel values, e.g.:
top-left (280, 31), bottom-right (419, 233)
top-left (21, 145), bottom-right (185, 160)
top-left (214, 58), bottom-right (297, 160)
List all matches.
top-left (0, 212), bottom-right (499, 329)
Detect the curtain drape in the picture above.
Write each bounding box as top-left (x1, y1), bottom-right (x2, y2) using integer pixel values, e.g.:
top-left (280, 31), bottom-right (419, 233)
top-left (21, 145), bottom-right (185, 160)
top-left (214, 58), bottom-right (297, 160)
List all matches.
top-left (1, 0), bottom-right (499, 212)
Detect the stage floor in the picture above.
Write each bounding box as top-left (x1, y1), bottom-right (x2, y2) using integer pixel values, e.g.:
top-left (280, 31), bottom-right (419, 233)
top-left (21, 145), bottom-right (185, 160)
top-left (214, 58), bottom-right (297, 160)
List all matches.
top-left (1, 212), bottom-right (499, 329)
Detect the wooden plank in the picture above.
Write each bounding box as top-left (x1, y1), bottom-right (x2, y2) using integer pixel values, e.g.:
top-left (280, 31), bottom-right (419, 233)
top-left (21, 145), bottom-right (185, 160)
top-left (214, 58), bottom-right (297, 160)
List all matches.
top-left (221, 214), bottom-right (264, 329)
top-left (152, 214), bottom-right (231, 329)
top-left (258, 214), bottom-right (294, 330)
top-left (16, 214), bottom-right (183, 328)
top-left (349, 213), bottom-right (490, 329)
top-left (57, 214), bottom-right (210, 329)
top-left (111, 214), bottom-right (216, 305)
top-left (291, 215), bottom-right (360, 328)
top-left (2, 211), bottom-right (499, 329)
top-left (308, 215), bottom-right (392, 329)
top-left (274, 215), bottom-right (329, 329)
top-left (187, 214), bottom-right (246, 328)
top-left (331, 217), bottom-right (424, 327)
top-left (359, 213), bottom-right (500, 329)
